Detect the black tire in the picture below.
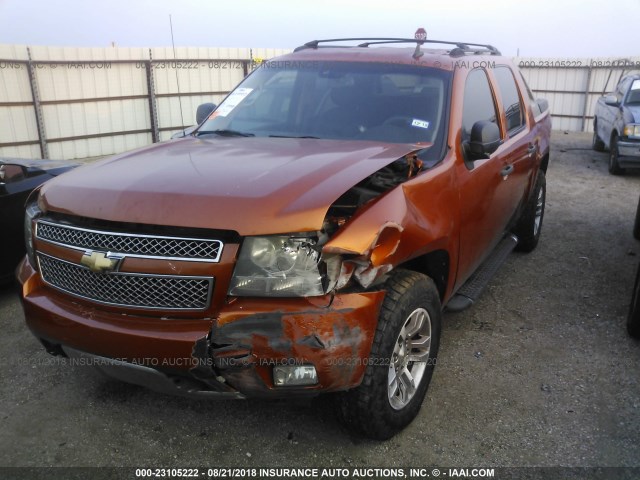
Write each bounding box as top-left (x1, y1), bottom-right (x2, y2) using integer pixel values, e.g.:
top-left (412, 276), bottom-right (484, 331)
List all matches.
top-left (608, 134), bottom-right (625, 175)
top-left (592, 124), bottom-right (605, 152)
top-left (337, 270), bottom-right (441, 440)
top-left (513, 171), bottom-right (546, 253)
top-left (633, 194), bottom-right (640, 241)
top-left (628, 263), bottom-right (640, 339)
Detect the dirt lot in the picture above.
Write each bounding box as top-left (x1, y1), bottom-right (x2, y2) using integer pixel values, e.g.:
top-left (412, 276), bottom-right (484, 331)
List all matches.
top-left (1, 132), bottom-right (639, 475)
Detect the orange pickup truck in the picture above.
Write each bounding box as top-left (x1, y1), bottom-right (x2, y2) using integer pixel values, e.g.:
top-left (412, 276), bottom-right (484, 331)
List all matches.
top-left (18, 34), bottom-right (551, 439)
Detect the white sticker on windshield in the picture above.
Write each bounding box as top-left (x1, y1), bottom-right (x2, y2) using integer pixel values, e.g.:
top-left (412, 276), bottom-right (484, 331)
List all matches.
top-left (411, 119), bottom-right (430, 129)
top-left (632, 79), bottom-right (640, 91)
top-left (215, 88), bottom-right (254, 117)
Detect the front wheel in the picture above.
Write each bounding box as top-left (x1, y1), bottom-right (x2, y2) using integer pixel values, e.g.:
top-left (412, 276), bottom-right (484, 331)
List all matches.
top-left (513, 171), bottom-right (546, 252)
top-left (592, 126), bottom-right (605, 152)
top-left (337, 270), bottom-right (441, 440)
top-left (609, 135), bottom-right (625, 175)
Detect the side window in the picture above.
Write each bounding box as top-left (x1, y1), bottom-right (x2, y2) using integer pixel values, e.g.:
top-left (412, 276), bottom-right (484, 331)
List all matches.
top-left (627, 79), bottom-right (640, 105)
top-left (494, 67), bottom-right (525, 134)
top-left (462, 69), bottom-right (499, 141)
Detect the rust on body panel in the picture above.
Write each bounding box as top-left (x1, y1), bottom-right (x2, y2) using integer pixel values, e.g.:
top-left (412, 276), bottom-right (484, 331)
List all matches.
top-left (204, 292), bottom-right (385, 395)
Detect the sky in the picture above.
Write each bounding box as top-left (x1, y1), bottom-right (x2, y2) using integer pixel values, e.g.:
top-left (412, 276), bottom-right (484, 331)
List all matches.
top-left (0, 0), bottom-right (639, 58)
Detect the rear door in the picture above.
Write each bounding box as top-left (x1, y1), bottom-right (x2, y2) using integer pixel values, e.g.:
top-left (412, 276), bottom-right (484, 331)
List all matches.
top-left (488, 66), bottom-right (536, 223)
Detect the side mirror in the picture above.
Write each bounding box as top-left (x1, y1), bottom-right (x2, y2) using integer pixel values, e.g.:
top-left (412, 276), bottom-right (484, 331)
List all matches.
top-left (536, 98), bottom-right (549, 113)
top-left (196, 103), bottom-right (217, 125)
top-left (0, 164), bottom-right (26, 184)
top-left (466, 120), bottom-right (501, 160)
top-left (604, 95), bottom-right (619, 107)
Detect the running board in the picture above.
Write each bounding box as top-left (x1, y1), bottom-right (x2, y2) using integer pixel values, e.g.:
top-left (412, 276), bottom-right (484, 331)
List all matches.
top-left (446, 234), bottom-right (518, 312)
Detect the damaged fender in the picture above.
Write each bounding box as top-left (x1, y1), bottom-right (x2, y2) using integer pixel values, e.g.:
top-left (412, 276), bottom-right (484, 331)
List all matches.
top-left (323, 161), bottom-right (460, 293)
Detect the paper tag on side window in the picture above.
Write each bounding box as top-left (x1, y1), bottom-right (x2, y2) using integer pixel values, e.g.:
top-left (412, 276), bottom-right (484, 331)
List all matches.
top-left (411, 119), bottom-right (430, 129)
top-left (215, 88), bottom-right (253, 117)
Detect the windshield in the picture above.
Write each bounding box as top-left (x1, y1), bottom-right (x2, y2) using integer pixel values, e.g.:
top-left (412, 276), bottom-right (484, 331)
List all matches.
top-left (627, 79), bottom-right (640, 105)
top-left (198, 61), bottom-right (451, 148)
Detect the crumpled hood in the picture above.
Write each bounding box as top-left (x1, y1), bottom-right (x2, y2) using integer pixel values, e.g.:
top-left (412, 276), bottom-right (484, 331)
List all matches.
top-left (40, 137), bottom-right (423, 236)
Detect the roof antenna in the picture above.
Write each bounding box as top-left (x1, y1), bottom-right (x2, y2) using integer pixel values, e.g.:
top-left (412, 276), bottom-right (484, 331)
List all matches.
top-left (170, 14), bottom-right (186, 134)
top-left (413, 28), bottom-right (426, 60)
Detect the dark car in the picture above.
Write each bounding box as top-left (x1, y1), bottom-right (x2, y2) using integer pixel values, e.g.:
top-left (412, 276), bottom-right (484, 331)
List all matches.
top-left (1, 158), bottom-right (78, 285)
top-left (593, 74), bottom-right (640, 175)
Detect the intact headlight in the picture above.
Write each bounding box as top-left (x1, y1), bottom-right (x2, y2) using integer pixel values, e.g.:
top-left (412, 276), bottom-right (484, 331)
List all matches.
top-left (228, 235), bottom-right (325, 297)
top-left (24, 199), bottom-right (43, 268)
top-left (623, 124), bottom-right (640, 138)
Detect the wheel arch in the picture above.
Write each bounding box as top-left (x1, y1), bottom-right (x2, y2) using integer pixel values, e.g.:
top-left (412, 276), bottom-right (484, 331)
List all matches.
top-left (540, 151), bottom-right (550, 174)
top-left (397, 249), bottom-right (450, 301)
top-left (611, 129), bottom-right (619, 143)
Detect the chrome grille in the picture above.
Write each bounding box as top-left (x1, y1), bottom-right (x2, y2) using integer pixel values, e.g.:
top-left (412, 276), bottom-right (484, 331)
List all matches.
top-left (38, 254), bottom-right (213, 310)
top-left (36, 220), bottom-right (223, 262)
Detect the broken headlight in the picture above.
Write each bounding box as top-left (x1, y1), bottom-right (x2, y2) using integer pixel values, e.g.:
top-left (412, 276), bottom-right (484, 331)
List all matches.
top-left (228, 236), bottom-right (325, 297)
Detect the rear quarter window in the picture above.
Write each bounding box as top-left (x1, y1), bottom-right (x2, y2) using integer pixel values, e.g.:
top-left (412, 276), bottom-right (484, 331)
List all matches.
top-left (518, 70), bottom-right (542, 117)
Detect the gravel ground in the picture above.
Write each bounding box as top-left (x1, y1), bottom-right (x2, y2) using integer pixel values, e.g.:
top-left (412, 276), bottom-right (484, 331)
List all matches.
top-left (0, 132), bottom-right (639, 477)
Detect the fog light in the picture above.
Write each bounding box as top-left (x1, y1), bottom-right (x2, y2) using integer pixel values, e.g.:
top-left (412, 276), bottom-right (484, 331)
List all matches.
top-left (273, 365), bottom-right (318, 386)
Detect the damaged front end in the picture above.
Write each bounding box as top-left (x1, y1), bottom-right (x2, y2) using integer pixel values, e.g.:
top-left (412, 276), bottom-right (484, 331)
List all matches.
top-left (19, 146), bottom-right (439, 400)
top-left (321, 151), bottom-right (425, 290)
top-left (199, 292), bottom-right (386, 396)
top-left (196, 151), bottom-right (430, 396)
top-left (228, 151), bottom-right (426, 299)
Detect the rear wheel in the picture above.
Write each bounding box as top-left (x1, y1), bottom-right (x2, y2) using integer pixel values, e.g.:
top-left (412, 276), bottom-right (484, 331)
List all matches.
top-left (608, 134), bottom-right (625, 175)
top-left (513, 171), bottom-right (546, 252)
top-left (337, 270), bottom-right (441, 440)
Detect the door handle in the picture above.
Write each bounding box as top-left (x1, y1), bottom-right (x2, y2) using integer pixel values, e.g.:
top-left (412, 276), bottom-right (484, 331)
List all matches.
top-left (500, 164), bottom-right (514, 178)
top-left (527, 143), bottom-right (537, 157)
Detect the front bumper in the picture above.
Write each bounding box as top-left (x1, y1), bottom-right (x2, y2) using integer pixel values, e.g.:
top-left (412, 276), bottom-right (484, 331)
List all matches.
top-left (62, 345), bottom-right (244, 399)
top-left (617, 139), bottom-right (640, 167)
top-left (18, 258), bottom-right (385, 398)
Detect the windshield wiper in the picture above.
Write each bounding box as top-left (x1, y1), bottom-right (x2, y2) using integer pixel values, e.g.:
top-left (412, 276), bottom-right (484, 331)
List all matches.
top-left (197, 129), bottom-right (255, 137)
top-left (268, 135), bottom-right (320, 139)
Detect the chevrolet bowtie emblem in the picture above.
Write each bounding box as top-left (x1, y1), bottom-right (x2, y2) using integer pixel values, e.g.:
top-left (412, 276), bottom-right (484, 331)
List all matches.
top-left (80, 251), bottom-right (124, 273)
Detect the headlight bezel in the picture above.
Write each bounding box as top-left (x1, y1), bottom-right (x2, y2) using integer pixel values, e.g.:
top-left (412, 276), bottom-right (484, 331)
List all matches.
top-left (24, 196), bottom-right (44, 269)
top-left (623, 123), bottom-right (640, 139)
top-left (228, 234), bottom-right (329, 297)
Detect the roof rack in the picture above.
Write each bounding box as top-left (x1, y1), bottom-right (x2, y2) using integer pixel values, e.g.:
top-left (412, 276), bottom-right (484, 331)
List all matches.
top-left (294, 38), bottom-right (501, 56)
